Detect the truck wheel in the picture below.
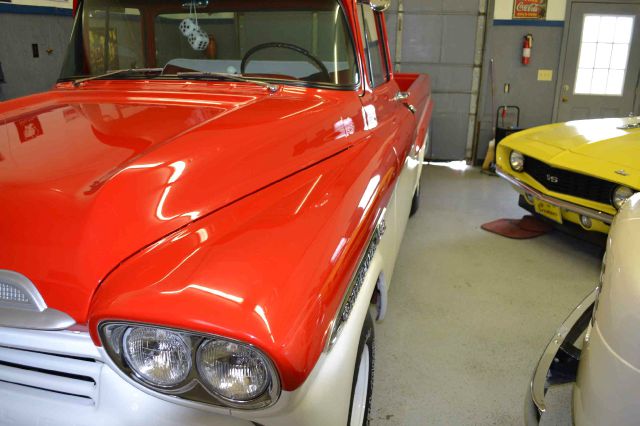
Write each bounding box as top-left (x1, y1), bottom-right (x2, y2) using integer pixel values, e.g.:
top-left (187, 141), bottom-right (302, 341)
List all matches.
top-left (409, 184), bottom-right (420, 217)
top-left (347, 311), bottom-right (375, 426)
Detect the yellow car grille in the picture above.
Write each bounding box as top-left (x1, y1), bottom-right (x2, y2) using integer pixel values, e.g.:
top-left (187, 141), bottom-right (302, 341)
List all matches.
top-left (523, 156), bottom-right (616, 206)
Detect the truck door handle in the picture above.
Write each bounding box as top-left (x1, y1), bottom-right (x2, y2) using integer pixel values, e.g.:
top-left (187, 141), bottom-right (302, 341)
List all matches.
top-left (393, 91), bottom-right (416, 114)
top-left (393, 91), bottom-right (410, 102)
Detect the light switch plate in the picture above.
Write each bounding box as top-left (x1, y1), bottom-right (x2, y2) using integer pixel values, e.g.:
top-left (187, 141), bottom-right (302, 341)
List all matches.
top-left (538, 69), bottom-right (553, 81)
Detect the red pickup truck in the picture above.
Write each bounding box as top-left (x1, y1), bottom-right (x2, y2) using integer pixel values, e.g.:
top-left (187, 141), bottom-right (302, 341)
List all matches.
top-left (0, 0), bottom-right (432, 424)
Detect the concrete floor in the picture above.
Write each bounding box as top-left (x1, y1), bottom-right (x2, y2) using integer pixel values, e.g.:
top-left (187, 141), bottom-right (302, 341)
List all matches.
top-left (370, 164), bottom-right (602, 426)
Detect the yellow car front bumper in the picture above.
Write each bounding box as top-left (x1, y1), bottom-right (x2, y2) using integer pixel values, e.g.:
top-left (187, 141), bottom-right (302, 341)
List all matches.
top-left (496, 166), bottom-right (613, 234)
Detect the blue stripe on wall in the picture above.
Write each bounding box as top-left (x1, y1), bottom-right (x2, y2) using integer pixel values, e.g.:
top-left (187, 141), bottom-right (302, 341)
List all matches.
top-left (0, 3), bottom-right (72, 16)
top-left (493, 19), bottom-right (564, 27)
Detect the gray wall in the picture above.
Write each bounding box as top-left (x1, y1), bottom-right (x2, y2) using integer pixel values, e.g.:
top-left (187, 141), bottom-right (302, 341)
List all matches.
top-left (0, 12), bottom-right (73, 100)
top-left (475, 6), bottom-right (564, 163)
top-left (386, 0), bottom-right (485, 160)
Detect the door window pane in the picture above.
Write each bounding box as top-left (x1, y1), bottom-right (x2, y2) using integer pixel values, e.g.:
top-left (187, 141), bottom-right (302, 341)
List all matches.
top-left (614, 17), bottom-right (634, 43)
top-left (607, 69), bottom-right (625, 94)
top-left (577, 42), bottom-right (596, 68)
top-left (611, 43), bottom-right (630, 70)
top-left (582, 15), bottom-right (600, 42)
top-left (574, 14), bottom-right (635, 96)
top-left (575, 68), bottom-right (593, 93)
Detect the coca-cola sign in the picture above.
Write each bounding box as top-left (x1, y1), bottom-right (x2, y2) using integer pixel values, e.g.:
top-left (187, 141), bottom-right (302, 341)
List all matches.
top-left (513, 0), bottom-right (547, 19)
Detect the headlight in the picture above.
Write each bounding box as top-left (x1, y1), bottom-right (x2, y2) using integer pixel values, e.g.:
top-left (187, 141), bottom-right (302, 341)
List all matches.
top-left (509, 150), bottom-right (525, 172)
top-left (612, 186), bottom-right (635, 209)
top-left (197, 340), bottom-right (269, 401)
top-left (123, 327), bottom-right (191, 387)
top-left (100, 323), bottom-right (280, 409)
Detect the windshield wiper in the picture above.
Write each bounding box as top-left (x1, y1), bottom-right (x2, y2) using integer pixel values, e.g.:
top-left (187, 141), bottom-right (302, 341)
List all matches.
top-left (175, 72), bottom-right (279, 93)
top-left (71, 68), bottom-right (164, 87)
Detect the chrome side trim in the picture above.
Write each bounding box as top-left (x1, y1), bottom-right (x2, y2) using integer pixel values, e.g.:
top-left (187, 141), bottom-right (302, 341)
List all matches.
top-left (0, 270), bottom-right (75, 330)
top-left (326, 208), bottom-right (386, 350)
top-left (496, 167), bottom-right (615, 224)
top-left (530, 289), bottom-right (597, 414)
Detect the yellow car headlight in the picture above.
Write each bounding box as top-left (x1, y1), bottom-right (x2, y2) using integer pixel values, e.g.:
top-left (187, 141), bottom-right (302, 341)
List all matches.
top-left (509, 151), bottom-right (525, 172)
top-left (612, 186), bottom-right (635, 210)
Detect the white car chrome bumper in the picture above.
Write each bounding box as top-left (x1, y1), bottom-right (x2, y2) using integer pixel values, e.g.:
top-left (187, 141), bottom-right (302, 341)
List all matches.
top-left (525, 290), bottom-right (596, 425)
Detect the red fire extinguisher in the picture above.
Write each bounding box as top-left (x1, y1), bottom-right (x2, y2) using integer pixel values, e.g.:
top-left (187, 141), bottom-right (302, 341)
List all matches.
top-left (522, 34), bottom-right (533, 65)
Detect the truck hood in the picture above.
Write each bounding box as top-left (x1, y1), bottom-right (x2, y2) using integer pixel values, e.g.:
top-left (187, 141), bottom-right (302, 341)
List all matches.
top-left (0, 82), bottom-right (361, 323)
top-left (519, 117), bottom-right (640, 172)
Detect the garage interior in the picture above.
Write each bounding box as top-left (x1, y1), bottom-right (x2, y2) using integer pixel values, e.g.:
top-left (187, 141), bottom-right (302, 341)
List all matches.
top-left (0, 0), bottom-right (638, 425)
top-left (370, 165), bottom-right (600, 425)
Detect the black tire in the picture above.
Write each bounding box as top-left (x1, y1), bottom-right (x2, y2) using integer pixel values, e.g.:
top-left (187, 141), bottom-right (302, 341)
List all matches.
top-left (409, 184), bottom-right (420, 217)
top-left (347, 311), bottom-right (375, 426)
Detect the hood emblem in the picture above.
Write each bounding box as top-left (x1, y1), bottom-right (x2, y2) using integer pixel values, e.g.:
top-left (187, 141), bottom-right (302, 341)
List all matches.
top-left (615, 169), bottom-right (630, 176)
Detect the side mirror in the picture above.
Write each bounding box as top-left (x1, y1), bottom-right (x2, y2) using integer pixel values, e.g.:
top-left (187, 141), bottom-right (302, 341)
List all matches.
top-left (369, 0), bottom-right (391, 12)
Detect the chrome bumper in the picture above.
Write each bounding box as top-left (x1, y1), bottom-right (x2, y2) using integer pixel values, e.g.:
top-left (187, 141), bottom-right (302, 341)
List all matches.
top-left (496, 167), bottom-right (614, 225)
top-left (526, 289), bottom-right (597, 425)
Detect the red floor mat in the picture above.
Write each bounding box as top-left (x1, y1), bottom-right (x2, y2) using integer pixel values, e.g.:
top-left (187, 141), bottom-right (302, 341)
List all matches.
top-left (481, 215), bottom-right (553, 239)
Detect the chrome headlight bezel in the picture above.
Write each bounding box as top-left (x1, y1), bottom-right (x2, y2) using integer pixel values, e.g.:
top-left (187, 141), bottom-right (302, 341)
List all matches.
top-left (612, 186), bottom-right (635, 210)
top-left (99, 321), bottom-right (281, 410)
top-left (509, 150), bottom-right (525, 172)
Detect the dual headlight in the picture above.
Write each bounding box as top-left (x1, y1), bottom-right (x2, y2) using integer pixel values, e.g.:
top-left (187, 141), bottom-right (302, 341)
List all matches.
top-left (100, 323), bottom-right (280, 409)
top-left (509, 151), bottom-right (525, 172)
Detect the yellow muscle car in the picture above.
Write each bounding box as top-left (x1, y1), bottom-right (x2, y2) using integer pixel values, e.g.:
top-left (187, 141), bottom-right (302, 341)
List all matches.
top-left (496, 116), bottom-right (640, 239)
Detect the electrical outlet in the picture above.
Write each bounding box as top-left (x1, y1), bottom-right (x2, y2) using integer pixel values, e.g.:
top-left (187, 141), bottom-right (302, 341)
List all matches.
top-left (538, 69), bottom-right (553, 81)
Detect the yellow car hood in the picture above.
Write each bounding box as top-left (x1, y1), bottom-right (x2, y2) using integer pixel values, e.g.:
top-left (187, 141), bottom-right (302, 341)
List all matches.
top-left (520, 117), bottom-right (640, 172)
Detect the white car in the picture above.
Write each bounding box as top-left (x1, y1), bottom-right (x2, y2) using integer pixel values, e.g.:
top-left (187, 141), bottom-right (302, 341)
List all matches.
top-left (526, 193), bottom-right (640, 425)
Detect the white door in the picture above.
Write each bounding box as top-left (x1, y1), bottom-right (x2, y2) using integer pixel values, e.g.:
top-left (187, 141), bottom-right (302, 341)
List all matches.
top-left (557, 3), bottom-right (640, 121)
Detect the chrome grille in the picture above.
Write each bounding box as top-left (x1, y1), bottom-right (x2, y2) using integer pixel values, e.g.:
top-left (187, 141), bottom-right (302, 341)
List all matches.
top-left (524, 156), bottom-right (616, 205)
top-left (0, 328), bottom-right (103, 405)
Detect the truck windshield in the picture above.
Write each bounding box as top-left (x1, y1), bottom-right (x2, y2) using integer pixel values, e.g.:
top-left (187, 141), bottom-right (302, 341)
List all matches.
top-left (60, 0), bottom-right (359, 88)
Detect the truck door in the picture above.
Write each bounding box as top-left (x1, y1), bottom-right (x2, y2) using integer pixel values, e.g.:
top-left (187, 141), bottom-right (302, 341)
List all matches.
top-left (356, 0), bottom-right (418, 284)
